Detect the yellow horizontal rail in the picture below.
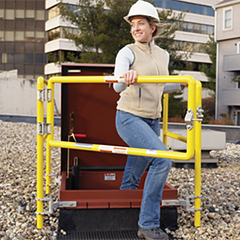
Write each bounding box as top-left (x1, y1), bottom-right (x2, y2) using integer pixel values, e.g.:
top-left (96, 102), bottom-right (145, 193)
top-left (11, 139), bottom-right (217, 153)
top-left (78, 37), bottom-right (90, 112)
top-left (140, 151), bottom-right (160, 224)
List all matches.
top-left (164, 131), bottom-right (187, 143)
top-left (48, 75), bottom-right (196, 84)
top-left (49, 140), bottom-right (194, 161)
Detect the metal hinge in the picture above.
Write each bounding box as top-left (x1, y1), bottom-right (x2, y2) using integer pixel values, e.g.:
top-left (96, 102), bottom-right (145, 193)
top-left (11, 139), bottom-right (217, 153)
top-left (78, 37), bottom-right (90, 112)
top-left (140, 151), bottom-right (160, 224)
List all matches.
top-left (184, 107), bottom-right (204, 130)
top-left (37, 89), bottom-right (45, 102)
top-left (186, 195), bottom-right (202, 212)
top-left (184, 109), bottom-right (194, 130)
top-left (45, 174), bottom-right (61, 186)
top-left (37, 122), bottom-right (51, 135)
top-left (36, 197), bottom-right (77, 215)
top-left (162, 195), bottom-right (201, 212)
top-left (47, 89), bottom-right (52, 102)
top-left (196, 106), bottom-right (204, 121)
top-left (162, 199), bottom-right (186, 207)
top-left (51, 201), bottom-right (77, 209)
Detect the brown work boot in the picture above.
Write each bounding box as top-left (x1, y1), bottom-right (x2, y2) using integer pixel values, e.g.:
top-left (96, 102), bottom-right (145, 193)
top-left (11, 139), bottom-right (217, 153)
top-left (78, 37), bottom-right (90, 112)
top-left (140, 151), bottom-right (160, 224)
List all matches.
top-left (137, 227), bottom-right (169, 240)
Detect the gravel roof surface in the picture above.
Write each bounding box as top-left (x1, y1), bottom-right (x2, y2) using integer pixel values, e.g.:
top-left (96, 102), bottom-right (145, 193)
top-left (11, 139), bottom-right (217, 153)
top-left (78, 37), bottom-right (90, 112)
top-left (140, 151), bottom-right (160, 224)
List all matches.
top-left (0, 120), bottom-right (240, 240)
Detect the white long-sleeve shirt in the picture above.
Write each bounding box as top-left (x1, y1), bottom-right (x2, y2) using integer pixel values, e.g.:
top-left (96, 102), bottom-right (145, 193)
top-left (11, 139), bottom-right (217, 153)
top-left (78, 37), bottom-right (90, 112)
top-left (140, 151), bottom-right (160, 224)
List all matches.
top-left (113, 46), bottom-right (181, 93)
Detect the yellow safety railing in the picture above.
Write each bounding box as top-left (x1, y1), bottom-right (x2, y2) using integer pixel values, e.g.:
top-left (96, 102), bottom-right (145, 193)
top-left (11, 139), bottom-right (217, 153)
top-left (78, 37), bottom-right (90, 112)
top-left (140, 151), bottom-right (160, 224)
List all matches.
top-left (36, 75), bottom-right (202, 229)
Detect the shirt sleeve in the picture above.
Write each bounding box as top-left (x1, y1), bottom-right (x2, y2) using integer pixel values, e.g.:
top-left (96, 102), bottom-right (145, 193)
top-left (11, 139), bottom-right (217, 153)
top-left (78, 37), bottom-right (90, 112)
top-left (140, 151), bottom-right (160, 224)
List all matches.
top-left (163, 50), bottom-right (181, 94)
top-left (113, 46), bottom-right (134, 93)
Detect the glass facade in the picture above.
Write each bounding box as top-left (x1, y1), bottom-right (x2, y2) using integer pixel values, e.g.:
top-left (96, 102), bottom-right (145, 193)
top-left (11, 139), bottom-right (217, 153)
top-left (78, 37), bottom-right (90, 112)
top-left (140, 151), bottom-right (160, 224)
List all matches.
top-left (47, 27), bottom-right (79, 41)
top-left (174, 41), bottom-right (206, 53)
top-left (155, 0), bottom-right (214, 16)
top-left (0, 0), bottom-right (47, 79)
top-left (181, 22), bottom-right (214, 35)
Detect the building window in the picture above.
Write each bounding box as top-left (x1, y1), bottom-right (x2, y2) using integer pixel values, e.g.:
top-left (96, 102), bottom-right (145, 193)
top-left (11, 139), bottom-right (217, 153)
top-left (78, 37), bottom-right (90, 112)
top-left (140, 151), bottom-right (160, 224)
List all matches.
top-left (0, 31), bottom-right (4, 41)
top-left (35, 53), bottom-right (44, 63)
top-left (48, 27), bottom-right (61, 41)
top-left (25, 53), bottom-right (33, 63)
top-left (26, 10), bottom-right (35, 18)
top-left (155, 0), bottom-right (214, 16)
top-left (5, 10), bottom-right (14, 20)
top-left (5, 31), bottom-right (14, 41)
top-left (181, 22), bottom-right (214, 35)
top-left (16, 9), bottom-right (25, 18)
top-left (48, 5), bottom-right (60, 20)
top-left (36, 10), bottom-right (45, 20)
top-left (0, 9), bottom-right (4, 19)
top-left (15, 53), bottom-right (24, 63)
top-left (15, 31), bottom-right (24, 41)
top-left (6, 53), bottom-right (14, 63)
top-left (223, 7), bottom-right (232, 30)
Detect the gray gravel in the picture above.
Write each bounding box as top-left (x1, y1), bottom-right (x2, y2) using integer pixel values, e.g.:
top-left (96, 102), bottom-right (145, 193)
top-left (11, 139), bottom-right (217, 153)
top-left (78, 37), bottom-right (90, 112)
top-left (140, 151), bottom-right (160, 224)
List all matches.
top-left (0, 120), bottom-right (240, 239)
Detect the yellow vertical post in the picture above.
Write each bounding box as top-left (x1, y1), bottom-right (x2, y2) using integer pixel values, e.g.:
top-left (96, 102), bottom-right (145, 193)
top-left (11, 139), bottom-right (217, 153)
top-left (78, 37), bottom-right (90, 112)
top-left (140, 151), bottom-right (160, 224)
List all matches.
top-left (194, 81), bottom-right (202, 227)
top-left (186, 77), bottom-right (196, 159)
top-left (162, 93), bottom-right (169, 147)
top-left (46, 79), bottom-right (55, 194)
top-left (37, 77), bottom-right (44, 229)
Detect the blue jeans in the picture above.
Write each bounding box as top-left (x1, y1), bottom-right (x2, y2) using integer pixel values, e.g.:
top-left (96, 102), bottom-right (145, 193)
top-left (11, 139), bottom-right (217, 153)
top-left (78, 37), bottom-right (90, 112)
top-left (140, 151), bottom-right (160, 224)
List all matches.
top-left (116, 110), bottom-right (172, 229)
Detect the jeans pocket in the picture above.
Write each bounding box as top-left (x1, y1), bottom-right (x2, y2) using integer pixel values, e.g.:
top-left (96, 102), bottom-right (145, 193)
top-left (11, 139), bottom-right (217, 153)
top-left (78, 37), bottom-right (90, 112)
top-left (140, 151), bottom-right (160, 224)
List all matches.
top-left (119, 111), bottom-right (132, 125)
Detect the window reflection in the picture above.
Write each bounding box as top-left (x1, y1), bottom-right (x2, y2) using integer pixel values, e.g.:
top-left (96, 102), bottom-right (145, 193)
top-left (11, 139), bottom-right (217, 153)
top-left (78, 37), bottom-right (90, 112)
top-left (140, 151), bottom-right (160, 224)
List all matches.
top-left (48, 27), bottom-right (61, 41)
top-left (48, 5), bottom-right (60, 20)
top-left (174, 40), bottom-right (206, 53)
top-left (154, 0), bottom-right (214, 17)
top-left (181, 22), bottom-right (214, 35)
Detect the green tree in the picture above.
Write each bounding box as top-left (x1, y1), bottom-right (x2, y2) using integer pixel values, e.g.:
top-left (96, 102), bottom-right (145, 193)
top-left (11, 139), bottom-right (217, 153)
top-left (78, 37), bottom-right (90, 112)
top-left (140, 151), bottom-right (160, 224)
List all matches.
top-left (199, 35), bottom-right (216, 96)
top-left (58, 0), bottom-right (188, 65)
top-left (59, 0), bottom-right (108, 63)
top-left (58, 0), bottom-right (191, 120)
top-left (167, 92), bottom-right (187, 118)
top-left (155, 8), bottom-right (189, 74)
top-left (59, 0), bottom-right (135, 63)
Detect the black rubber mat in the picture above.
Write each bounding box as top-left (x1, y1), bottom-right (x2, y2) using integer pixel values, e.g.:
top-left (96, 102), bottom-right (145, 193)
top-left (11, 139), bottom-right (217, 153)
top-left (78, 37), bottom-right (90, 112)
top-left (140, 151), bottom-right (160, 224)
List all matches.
top-left (57, 230), bottom-right (140, 240)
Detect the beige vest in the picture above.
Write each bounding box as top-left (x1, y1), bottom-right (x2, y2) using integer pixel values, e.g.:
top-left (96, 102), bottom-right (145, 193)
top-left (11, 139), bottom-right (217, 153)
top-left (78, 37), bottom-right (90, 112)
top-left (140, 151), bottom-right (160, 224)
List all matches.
top-left (117, 41), bottom-right (169, 119)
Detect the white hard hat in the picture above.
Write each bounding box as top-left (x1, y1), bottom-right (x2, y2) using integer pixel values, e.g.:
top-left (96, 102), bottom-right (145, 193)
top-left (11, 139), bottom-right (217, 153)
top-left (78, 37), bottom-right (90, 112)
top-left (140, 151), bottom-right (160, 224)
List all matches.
top-left (124, 0), bottom-right (169, 37)
top-left (124, 0), bottom-right (160, 24)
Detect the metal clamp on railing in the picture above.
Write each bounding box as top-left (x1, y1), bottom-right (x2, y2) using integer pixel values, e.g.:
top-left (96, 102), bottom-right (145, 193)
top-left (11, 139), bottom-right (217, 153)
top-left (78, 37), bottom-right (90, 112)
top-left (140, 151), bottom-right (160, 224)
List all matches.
top-left (186, 195), bottom-right (202, 212)
top-left (36, 196), bottom-right (77, 215)
top-left (37, 89), bottom-right (45, 102)
top-left (184, 106), bottom-right (204, 130)
top-left (47, 89), bottom-right (52, 102)
top-left (196, 106), bottom-right (204, 122)
top-left (184, 109), bottom-right (194, 130)
top-left (51, 201), bottom-right (77, 210)
top-left (162, 199), bottom-right (186, 207)
top-left (37, 122), bottom-right (51, 135)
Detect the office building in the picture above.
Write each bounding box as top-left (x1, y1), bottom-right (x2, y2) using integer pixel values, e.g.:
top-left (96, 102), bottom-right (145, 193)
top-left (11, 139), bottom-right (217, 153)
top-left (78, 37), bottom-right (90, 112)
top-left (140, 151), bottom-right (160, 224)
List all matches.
top-left (0, 0), bottom-right (47, 79)
top-left (45, 0), bottom-right (221, 91)
top-left (215, 0), bottom-right (240, 125)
